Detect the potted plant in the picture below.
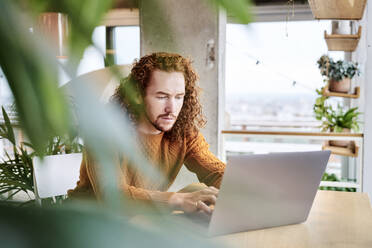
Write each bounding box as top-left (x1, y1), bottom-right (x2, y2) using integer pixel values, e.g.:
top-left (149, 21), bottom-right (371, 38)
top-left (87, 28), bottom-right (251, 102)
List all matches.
top-left (0, 107), bottom-right (83, 205)
top-left (317, 55), bottom-right (360, 93)
top-left (313, 90), bottom-right (361, 147)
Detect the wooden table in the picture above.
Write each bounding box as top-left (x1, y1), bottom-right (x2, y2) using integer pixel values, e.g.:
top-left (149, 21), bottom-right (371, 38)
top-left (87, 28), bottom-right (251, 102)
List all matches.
top-left (213, 191), bottom-right (372, 248)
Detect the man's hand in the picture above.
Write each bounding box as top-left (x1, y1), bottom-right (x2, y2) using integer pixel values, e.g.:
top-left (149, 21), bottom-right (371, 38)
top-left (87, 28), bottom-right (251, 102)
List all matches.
top-left (169, 186), bottom-right (219, 215)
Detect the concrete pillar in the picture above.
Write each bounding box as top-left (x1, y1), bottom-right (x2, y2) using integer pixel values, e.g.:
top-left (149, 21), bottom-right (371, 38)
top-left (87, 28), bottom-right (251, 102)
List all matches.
top-left (140, 0), bottom-right (226, 190)
top-left (140, 0), bottom-right (225, 154)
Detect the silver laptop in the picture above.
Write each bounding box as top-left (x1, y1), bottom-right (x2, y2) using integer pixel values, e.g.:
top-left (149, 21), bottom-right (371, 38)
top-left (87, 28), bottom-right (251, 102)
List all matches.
top-left (190, 150), bottom-right (330, 236)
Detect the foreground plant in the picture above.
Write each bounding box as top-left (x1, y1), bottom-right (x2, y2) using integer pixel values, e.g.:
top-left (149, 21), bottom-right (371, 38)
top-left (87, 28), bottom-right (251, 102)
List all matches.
top-left (0, 0), bottom-right (251, 246)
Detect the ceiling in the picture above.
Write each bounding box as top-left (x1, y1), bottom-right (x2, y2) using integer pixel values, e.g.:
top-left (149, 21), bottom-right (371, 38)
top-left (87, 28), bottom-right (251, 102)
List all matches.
top-left (111, 0), bottom-right (309, 9)
top-left (253, 0), bottom-right (308, 5)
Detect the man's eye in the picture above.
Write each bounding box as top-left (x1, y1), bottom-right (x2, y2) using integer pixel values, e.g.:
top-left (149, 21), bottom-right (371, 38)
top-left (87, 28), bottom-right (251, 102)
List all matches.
top-left (176, 96), bottom-right (184, 100)
top-left (157, 96), bottom-right (167, 99)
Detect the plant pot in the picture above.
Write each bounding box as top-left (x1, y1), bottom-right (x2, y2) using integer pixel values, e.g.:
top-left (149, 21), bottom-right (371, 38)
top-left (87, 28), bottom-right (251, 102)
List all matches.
top-left (329, 140), bottom-right (350, 147)
top-left (329, 128), bottom-right (351, 147)
top-left (329, 77), bottom-right (351, 93)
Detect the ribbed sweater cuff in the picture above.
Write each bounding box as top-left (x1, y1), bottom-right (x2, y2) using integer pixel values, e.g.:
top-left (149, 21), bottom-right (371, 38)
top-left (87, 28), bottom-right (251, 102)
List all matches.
top-left (148, 191), bottom-right (175, 204)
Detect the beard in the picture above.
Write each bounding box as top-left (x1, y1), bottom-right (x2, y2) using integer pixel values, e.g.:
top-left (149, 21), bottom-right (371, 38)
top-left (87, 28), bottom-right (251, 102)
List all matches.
top-left (150, 121), bottom-right (168, 132)
top-left (147, 113), bottom-right (177, 132)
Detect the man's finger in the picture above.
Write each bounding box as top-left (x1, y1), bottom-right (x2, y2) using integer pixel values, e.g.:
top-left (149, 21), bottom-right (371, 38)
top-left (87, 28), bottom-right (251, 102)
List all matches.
top-left (197, 200), bottom-right (212, 215)
top-left (208, 186), bottom-right (219, 196)
top-left (201, 188), bottom-right (218, 196)
top-left (200, 194), bottom-right (217, 205)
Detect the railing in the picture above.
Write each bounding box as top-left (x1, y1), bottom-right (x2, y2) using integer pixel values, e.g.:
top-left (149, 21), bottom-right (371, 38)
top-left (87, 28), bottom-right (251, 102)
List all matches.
top-left (221, 130), bottom-right (364, 192)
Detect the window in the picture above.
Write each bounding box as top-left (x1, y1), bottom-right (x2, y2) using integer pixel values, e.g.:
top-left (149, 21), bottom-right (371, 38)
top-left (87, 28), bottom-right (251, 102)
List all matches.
top-left (225, 21), bottom-right (344, 131)
top-left (60, 26), bottom-right (140, 86)
top-left (224, 21), bottom-right (358, 191)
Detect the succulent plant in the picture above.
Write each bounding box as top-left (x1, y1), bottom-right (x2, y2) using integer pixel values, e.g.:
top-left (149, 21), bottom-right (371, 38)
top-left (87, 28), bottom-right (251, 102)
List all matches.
top-left (317, 55), bottom-right (360, 82)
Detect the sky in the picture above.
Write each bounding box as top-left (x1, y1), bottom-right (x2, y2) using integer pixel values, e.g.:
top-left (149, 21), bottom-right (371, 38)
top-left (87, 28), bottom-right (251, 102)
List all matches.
top-left (226, 20), bottom-right (344, 95)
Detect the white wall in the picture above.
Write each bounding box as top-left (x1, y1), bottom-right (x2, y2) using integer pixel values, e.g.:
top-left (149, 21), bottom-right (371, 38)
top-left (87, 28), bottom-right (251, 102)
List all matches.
top-left (363, 1), bottom-right (372, 202)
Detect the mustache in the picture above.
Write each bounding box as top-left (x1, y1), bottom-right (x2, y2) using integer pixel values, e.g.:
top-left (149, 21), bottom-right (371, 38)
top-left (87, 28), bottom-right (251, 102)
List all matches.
top-left (158, 114), bottom-right (176, 119)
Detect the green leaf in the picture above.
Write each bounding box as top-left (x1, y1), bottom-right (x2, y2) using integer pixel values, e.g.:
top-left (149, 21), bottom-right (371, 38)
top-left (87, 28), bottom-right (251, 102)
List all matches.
top-left (0, 187), bottom-right (19, 195)
top-left (1, 107), bottom-right (16, 145)
top-left (0, 2), bottom-right (72, 154)
top-left (210, 0), bottom-right (252, 24)
top-left (21, 142), bottom-right (35, 150)
top-left (334, 126), bottom-right (343, 133)
top-left (5, 189), bottom-right (22, 200)
top-left (0, 202), bottom-right (221, 248)
top-left (0, 179), bottom-right (33, 191)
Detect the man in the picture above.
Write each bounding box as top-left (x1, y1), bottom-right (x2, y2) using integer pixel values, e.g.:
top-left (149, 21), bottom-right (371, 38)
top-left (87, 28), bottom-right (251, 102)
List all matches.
top-left (68, 52), bottom-right (225, 215)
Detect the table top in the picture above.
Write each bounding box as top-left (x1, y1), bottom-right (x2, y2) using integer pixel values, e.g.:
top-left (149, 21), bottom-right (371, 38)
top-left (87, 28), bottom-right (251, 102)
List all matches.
top-left (213, 190), bottom-right (372, 248)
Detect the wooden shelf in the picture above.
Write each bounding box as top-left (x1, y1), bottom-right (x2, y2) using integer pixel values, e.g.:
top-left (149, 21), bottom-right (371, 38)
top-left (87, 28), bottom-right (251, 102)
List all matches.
top-left (322, 85), bottom-right (360, 99)
top-left (101, 8), bottom-right (139, 27)
top-left (308, 0), bottom-right (367, 20)
top-left (222, 130), bottom-right (363, 138)
top-left (324, 26), bottom-right (361, 52)
top-left (322, 141), bottom-right (359, 157)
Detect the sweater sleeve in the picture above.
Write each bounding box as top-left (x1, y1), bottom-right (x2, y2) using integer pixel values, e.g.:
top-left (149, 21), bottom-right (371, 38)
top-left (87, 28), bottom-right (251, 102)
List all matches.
top-left (72, 150), bottom-right (175, 205)
top-left (184, 132), bottom-right (225, 188)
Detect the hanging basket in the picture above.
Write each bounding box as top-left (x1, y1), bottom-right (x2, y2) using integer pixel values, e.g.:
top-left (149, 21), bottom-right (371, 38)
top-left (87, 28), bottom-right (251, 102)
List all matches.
top-left (324, 26), bottom-right (361, 52)
top-left (308, 0), bottom-right (367, 20)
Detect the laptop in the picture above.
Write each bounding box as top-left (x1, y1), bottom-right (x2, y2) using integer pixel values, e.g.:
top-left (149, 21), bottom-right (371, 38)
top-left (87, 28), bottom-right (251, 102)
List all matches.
top-left (182, 150), bottom-right (331, 237)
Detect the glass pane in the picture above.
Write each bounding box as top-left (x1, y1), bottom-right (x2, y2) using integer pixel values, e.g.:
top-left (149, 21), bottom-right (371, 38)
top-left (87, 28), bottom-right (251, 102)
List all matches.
top-left (115, 26), bottom-right (140, 65)
top-left (226, 21), bottom-right (345, 131)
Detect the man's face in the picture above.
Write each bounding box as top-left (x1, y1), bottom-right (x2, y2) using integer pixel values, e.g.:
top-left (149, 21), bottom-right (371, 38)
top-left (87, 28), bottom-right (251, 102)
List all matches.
top-left (143, 69), bottom-right (185, 133)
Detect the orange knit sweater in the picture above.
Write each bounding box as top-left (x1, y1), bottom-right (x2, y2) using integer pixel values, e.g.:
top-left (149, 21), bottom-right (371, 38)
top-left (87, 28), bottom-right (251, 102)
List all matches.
top-left (67, 131), bottom-right (225, 204)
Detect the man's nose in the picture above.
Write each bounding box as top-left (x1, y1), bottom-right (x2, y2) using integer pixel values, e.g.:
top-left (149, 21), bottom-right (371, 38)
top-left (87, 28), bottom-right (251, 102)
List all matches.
top-left (165, 98), bottom-right (175, 113)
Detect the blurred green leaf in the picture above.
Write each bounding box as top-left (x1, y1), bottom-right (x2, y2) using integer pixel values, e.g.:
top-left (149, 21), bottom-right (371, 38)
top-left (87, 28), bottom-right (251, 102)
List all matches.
top-left (0, 1), bottom-right (72, 155)
top-left (54, 0), bottom-right (114, 69)
top-left (210, 0), bottom-right (252, 24)
top-left (65, 75), bottom-right (164, 212)
top-left (0, 1), bottom-right (230, 247)
top-left (0, 202), bottom-right (222, 248)
top-left (16, 0), bottom-right (114, 69)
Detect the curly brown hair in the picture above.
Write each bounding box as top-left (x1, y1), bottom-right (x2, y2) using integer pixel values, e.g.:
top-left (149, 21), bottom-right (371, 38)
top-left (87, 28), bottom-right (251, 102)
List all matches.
top-left (111, 52), bottom-right (206, 142)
